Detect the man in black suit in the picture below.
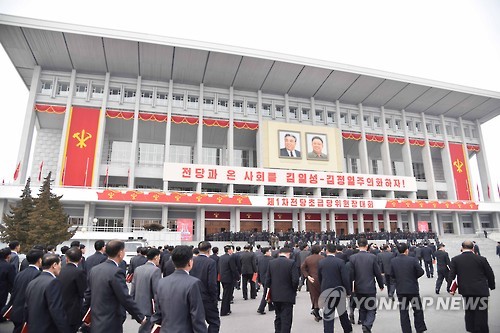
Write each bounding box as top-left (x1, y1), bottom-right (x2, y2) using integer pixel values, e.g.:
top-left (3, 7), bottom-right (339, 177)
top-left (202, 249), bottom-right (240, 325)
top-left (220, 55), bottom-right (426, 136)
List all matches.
top-left (317, 243), bottom-right (352, 333)
top-left (377, 244), bottom-right (396, 299)
top-left (434, 243), bottom-right (451, 294)
top-left (265, 247), bottom-right (299, 333)
top-left (420, 243), bottom-right (435, 278)
top-left (84, 240), bottom-right (107, 276)
top-left (128, 246), bottom-right (148, 276)
top-left (152, 245), bottom-right (207, 333)
top-left (84, 240), bottom-right (146, 333)
top-left (25, 253), bottom-right (72, 333)
top-left (390, 243), bottom-right (427, 333)
top-left (257, 247), bottom-right (274, 314)
top-left (3, 249), bottom-right (43, 333)
top-left (59, 247), bottom-right (87, 333)
top-left (449, 240), bottom-right (495, 333)
top-left (279, 133), bottom-right (301, 158)
top-left (8, 241), bottom-right (20, 273)
top-left (190, 241), bottom-right (220, 333)
top-left (218, 245), bottom-right (238, 316)
top-left (240, 245), bottom-right (257, 300)
top-left (348, 238), bottom-right (384, 333)
top-left (0, 247), bottom-right (16, 322)
top-left (209, 247), bottom-right (221, 301)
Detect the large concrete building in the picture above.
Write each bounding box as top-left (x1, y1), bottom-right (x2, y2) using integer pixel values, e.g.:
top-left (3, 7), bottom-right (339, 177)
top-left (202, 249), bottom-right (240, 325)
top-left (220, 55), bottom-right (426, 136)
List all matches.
top-left (1, 14), bottom-right (500, 242)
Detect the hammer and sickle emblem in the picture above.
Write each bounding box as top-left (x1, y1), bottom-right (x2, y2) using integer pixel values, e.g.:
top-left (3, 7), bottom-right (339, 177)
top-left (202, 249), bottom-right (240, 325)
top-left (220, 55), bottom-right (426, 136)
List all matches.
top-left (73, 129), bottom-right (92, 148)
top-left (453, 159), bottom-right (464, 173)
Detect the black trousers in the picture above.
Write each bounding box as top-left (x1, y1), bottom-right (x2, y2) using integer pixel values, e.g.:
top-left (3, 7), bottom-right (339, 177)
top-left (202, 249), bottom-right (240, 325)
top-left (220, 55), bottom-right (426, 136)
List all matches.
top-left (435, 268), bottom-right (451, 292)
top-left (242, 274), bottom-right (256, 299)
top-left (203, 300), bottom-right (221, 333)
top-left (355, 293), bottom-right (377, 330)
top-left (423, 260), bottom-right (433, 277)
top-left (220, 282), bottom-right (233, 315)
top-left (273, 302), bottom-right (294, 333)
top-left (398, 294), bottom-right (427, 333)
top-left (258, 287), bottom-right (275, 312)
top-left (384, 274), bottom-right (395, 298)
top-left (323, 310), bottom-right (352, 333)
top-left (463, 296), bottom-right (489, 333)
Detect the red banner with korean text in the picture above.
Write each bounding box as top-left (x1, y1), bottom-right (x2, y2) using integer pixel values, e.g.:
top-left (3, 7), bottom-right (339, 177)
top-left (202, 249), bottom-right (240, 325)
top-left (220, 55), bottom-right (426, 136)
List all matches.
top-left (417, 221), bottom-right (429, 232)
top-left (177, 219), bottom-right (193, 241)
top-left (449, 142), bottom-right (471, 200)
top-left (61, 107), bottom-right (101, 186)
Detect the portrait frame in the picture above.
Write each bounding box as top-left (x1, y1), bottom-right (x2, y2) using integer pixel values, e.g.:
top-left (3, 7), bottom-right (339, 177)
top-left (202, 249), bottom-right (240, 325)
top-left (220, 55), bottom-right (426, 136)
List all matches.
top-left (305, 132), bottom-right (329, 161)
top-left (278, 130), bottom-right (302, 159)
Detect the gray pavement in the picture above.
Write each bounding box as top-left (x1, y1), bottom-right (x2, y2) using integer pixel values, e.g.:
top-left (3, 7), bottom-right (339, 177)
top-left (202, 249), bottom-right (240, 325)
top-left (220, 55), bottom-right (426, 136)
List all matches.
top-left (1, 236), bottom-right (499, 332)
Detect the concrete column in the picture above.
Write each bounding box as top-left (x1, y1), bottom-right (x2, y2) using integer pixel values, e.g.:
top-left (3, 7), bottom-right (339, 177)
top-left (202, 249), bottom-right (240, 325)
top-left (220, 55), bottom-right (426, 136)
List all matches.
top-left (56, 69), bottom-right (77, 185)
top-left (123, 204), bottom-right (132, 231)
top-left (197, 207), bottom-right (205, 241)
top-left (321, 211), bottom-right (327, 232)
top-left (310, 97), bottom-right (316, 126)
top-left (230, 208), bottom-right (236, 232)
top-left (472, 212), bottom-right (482, 234)
top-left (373, 212), bottom-right (380, 232)
top-left (452, 212), bottom-right (462, 236)
top-left (128, 77), bottom-right (142, 188)
top-left (431, 211), bottom-right (439, 236)
top-left (348, 212), bottom-right (354, 234)
top-left (336, 100), bottom-right (346, 172)
top-left (227, 86), bottom-right (234, 195)
top-left (380, 107), bottom-right (393, 176)
top-left (92, 72), bottom-right (111, 187)
top-left (358, 104), bottom-right (369, 174)
top-left (358, 210), bottom-right (365, 232)
top-left (292, 209), bottom-right (299, 231)
top-left (408, 212), bottom-right (416, 232)
top-left (256, 90), bottom-right (264, 168)
top-left (441, 115), bottom-right (457, 200)
top-left (491, 212), bottom-right (500, 229)
top-left (235, 207), bottom-right (241, 232)
top-left (269, 209), bottom-right (275, 233)
top-left (258, 185), bottom-right (264, 196)
top-left (384, 210), bottom-right (392, 231)
top-left (475, 120), bottom-right (495, 201)
top-left (262, 209), bottom-right (269, 231)
top-left (284, 94), bottom-right (290, 123)
top-left (299, 210), bottom-right (306, 232)
top-left (161, 206), bottom-right (169, 229)
top-left (163, 80), bottom-right (173, 190)
top-left (421, 113), bottom-right (437, 199)
top-left (401, 110), bottom-right (416, 200)
top-left (329, 210), bottom-right (336, 232)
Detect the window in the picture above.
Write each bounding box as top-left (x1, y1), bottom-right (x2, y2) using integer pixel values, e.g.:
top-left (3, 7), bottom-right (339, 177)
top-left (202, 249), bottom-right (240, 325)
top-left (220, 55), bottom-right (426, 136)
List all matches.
top-left (110, 141), bottom-right (132, 165)
top-left (435, 124), bottom-right (441, 134)
top-left (92, 84), bottom-right (104, 99)
top-left (173, 94), bottom-right (184, 107)
top-left (138, 143), bottom-right (164, 166)
top-left (471, 128), bottom-right (478, 138)
top-left (109, 87), bottom-right (121, 101)
top-left (395, 119), bottom-right (402, 130)
top-left (350, 158), bottom-right (358, 173)
top-left (289, 107), bottom-right (298, 119)
top-left (301, 108), bottom-right (310, 120)
top-left (351, 114), bottom-right (358, 125)
top-left (385, 118), bottom-right (392, 130)
top-left (275, 105), bottom-right (284, 118)
top-left (75, 83), bottom-right (88, 98)
top-left (234, 150), bottom-right (249, 167)
top-left (124, 89), bottom-right (136, 103)
top-left (141, 91), bottom-right (153, 104)
top-left (315, 110), bottom-right (323, 122)
top-left (247, 102), bottom-right (257, 114)
top-left (412, 162), bottom-right (426, 181)
top-left (426, 122), bottom-right (433, 133)
top-left (217, 99), bottom-right (228, 111)
top-left (371, 160), bottom-right (379, 174)
top-left (202, 147), bottom-right (222, 165)
top-left (157, 92), bottom-right (168, 106)
top-left (57, 82), bottom-right (70, 96)
top-left (169, 145), bottom-right (193, 164)
top-left (415, 122), bottom-right (422, 132)
top-left (327, 111), bottom-right (335, 124)
top-left (453, 126), bottom-right (460, 137)
top-left (391, 161), bottom-right (397, 175)
top-left (203, 98), bottom-right (214, 110)
top-left (406, 120), bottom-right (413, 132)
top-left (262, 103), bottom-right (271, 116)
top-left (187, 96), bottom-right (199, 109)
top-left (363, 115), bottom-right (371, 127)
top-left (374, 117), bottom-right (381, 128)
top-left (40, 80), bottom-right (53, 95)
top-left (340, 113), bottom-right (347, 124)
top-left (233, 101), bottom-right (243, 113)
top-left (463, 126), bottom-right (470, 138)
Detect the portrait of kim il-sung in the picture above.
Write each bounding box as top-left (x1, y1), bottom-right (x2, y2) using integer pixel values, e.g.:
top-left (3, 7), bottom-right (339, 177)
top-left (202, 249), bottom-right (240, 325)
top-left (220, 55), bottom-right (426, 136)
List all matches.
top-left (279, 131), bottom-right (301, 158)
top-left (306, 133), bottom-right (328, 160)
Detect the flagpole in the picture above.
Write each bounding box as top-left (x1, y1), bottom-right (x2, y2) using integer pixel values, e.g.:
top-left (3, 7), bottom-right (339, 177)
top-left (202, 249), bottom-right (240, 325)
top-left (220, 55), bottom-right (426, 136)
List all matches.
top-left (84, 157), bottom-right (89, 187)
top-left (62, 156), bottom-right (67, 185)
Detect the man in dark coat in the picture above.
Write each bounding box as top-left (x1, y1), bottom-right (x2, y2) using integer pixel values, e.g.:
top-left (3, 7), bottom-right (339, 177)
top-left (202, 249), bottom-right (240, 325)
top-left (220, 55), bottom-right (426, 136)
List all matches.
top-left (240, 245), bottom-right (257, 300)
top-left (377, 244), bottom-right (396, 299)
top-left (256, 247), bottom-right (274, 314)
top-left (265, 247), bottom-right (299, 333)
top-left (318, 243), bottom-right (352, 333)
top-left (0, 247), bottom-right (16, 320)
top-left (25, 253), bottom-right (72, 333)
top-left (84, 240), bottom-right (107, 276)
top-left (434, 243), bottom-right (451, 294)
top-left (8, 241), bottom-right (20, 273)
top-left (59, 247), bottom-right (87, 333)
top-left (218, 245), bottom-right (238, 316)
top-left (348, 238), bottom-right (384, 333)
top-left (390, 243), bottom-right (427, 333)
top-left (190, 241), bottom-right (220, 333)
top-left (152, 245), bottom-right (207, 333)
top-left (209, 246), bottom-right (221, 301)
top-left (3, 249), bottom-right (43, 333)
top-left (84, 240), bottom-right (146, 333)
top-left (420, 243), bottom-right (435, 278)
top-left (449, 240), bottom-right (495, 333)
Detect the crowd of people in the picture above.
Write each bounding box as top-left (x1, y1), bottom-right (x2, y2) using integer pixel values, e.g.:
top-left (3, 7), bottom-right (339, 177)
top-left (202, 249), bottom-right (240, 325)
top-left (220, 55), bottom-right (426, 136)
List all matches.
top-left (207, 229), bottom-right (438, 245)
top-left (0, 234), bottom-right (496, 333)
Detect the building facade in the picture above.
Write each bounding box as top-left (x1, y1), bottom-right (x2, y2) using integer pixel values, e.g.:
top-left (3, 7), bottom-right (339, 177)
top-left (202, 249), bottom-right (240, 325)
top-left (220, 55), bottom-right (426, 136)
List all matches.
top-left (1, 15), bottom-right (500, 242)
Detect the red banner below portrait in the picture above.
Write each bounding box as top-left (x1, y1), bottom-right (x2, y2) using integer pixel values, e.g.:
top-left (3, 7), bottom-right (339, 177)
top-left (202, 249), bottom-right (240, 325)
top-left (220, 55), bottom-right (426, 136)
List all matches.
top-left (449, 142), bottom-right (471, 200)
top-left (62, 107), bottom-right (101, 187)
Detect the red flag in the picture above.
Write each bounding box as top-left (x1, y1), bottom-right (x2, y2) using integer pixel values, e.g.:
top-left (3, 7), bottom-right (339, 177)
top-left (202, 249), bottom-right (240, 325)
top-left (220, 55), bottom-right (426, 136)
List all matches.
top-left (449, 143), bottom-right (471, 200)
top-left (13, 162), bottom-right (20, 180)
top-left (38, 161), bottom-right (44, 182)
top-left (476, 184), bottom-right (481, 201)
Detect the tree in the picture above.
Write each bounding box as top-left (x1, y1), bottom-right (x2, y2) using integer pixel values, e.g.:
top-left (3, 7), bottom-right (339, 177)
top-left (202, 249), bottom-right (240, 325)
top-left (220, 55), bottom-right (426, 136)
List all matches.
top-left (1, 178), bottom-right (34, 248)
top-left (25, 172), bottom-right (75, 251)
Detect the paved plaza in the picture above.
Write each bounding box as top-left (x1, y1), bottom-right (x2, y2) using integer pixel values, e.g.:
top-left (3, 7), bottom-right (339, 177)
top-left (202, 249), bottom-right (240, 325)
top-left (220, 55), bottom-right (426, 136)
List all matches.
top-left (1, 236), bottom-right (499, 333)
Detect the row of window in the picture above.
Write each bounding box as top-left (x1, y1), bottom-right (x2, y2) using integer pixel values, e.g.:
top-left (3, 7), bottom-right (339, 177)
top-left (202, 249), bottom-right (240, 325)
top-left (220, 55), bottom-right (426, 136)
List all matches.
top-left (39, 79), bottom-right (478, 139)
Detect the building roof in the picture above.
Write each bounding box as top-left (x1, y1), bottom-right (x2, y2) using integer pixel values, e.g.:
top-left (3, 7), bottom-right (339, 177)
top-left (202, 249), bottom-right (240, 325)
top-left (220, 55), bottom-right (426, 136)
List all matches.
top-left (1, 14), bottom-right (500, 123)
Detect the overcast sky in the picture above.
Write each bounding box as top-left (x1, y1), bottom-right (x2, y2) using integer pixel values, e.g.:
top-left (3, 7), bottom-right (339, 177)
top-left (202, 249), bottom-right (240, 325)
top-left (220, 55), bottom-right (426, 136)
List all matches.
top-left (1, 0), bottom-right (500, 194)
